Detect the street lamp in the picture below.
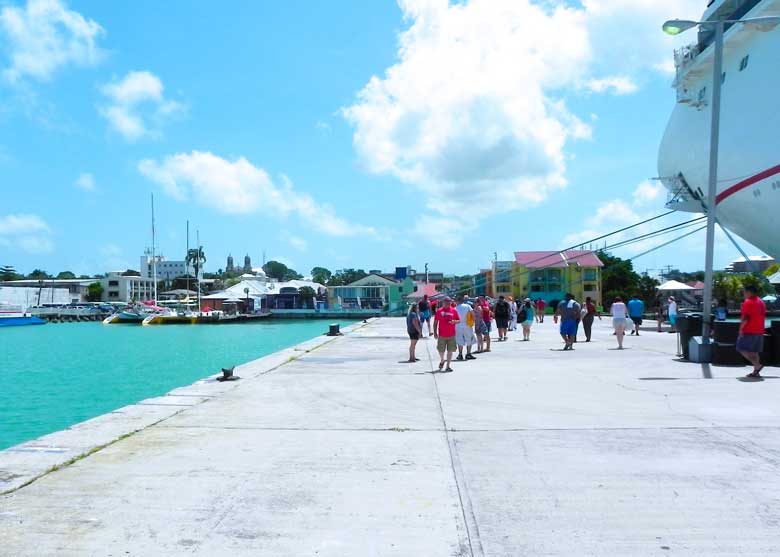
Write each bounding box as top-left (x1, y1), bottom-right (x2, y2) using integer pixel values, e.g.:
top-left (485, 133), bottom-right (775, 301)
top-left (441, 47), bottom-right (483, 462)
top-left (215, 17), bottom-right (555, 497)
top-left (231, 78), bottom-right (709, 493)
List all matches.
top-left (662, 15), bottom-right (780, 349)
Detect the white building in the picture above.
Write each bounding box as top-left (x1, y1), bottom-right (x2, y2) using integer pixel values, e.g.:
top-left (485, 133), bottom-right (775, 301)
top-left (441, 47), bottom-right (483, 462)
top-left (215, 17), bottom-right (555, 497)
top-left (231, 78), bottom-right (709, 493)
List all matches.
top-left (101, 273), bottom-right (156, 303)
top-left (140, 253), bottom-right (189, 283)
top-left (0, 286), bottom-right (72, 309)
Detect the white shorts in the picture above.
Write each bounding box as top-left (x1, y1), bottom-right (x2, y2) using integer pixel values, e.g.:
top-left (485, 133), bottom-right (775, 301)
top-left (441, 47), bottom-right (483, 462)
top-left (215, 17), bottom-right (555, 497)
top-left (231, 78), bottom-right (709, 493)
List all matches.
top-left (456, 326), bottom-right (475, 347)
top-left (613, 317), bottom-right (627, 329)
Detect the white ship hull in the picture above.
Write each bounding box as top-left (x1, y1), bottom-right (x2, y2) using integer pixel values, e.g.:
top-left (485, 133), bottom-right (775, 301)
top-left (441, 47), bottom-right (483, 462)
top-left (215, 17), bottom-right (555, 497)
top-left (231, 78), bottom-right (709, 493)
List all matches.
top-left (658, 0), bottom-right (780, 260)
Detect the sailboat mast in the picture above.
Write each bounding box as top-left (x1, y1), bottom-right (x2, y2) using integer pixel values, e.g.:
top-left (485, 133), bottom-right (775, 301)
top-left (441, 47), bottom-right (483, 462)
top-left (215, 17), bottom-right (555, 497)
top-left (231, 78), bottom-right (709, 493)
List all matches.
top-left (151, 194), bottom-right (157, 304)
top-left (186, 220), bottom-right (190, 301)
top-left (196, 229), bottom-right (201, 314)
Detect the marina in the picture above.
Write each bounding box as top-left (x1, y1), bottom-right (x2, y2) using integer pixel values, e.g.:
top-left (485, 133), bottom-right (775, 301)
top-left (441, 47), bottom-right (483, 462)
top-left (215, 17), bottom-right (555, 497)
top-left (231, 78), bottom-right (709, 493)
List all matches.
top-left (0, 319), bottom-right (356, 450)
top-left (2, 317), bottom-right (780, 555)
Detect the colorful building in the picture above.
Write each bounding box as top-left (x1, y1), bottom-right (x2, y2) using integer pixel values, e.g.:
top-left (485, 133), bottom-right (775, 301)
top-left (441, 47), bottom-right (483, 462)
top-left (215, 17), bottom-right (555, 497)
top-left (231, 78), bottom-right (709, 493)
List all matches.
top-left (508, 251), bottom-right (604, 304)
top-left (473, 269), bottom-right (493, 297)
top-left (327, 274), bottom-right (415, 313)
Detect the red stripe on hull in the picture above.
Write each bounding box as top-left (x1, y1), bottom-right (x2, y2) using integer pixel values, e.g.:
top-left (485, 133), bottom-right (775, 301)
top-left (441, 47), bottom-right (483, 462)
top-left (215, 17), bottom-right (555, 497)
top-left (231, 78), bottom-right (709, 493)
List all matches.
top-left (716, 164), bottom-right (780, 205)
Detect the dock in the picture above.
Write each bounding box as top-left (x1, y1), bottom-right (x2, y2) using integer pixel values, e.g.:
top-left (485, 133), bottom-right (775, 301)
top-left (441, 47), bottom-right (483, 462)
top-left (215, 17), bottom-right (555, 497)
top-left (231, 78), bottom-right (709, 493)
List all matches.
top-left (2, 317), bottom-right (780, 555)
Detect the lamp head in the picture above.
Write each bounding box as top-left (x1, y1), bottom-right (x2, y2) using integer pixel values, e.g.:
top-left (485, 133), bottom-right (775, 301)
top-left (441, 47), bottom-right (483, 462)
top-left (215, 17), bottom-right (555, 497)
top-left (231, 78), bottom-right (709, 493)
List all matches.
top-left (662, 19), bottom-right (698, 35)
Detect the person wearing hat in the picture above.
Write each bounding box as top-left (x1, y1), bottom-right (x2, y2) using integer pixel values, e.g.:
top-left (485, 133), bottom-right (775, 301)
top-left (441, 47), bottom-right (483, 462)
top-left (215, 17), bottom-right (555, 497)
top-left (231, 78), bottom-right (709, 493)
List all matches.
top-left (667, 296), bottom-right (678, 333)
top-left (433, 296), bottom-right (460, 372)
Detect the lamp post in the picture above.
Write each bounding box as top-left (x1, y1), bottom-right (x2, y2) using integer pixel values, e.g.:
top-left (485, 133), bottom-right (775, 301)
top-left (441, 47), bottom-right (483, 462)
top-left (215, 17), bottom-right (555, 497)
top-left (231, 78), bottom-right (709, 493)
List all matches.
top-left (244, 287), bottom-right (250, 315)
top-left (662, 16), bottom-right (780, 348)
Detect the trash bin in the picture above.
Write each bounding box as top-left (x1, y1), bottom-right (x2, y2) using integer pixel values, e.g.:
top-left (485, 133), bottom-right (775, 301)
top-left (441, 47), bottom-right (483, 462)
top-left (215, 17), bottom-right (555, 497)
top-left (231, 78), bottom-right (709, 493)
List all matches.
top-left (712, 342), bottom-right (745, 366)
top-left (772, 322), bottom-right (780, 366)
top-left (713, 320), bottom-right (740, 343)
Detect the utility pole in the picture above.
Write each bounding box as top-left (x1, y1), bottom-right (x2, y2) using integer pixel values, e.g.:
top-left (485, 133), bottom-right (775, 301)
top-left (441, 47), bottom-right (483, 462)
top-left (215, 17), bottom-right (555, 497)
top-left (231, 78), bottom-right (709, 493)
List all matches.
top-left (424, 262), bottom-right (429, 284)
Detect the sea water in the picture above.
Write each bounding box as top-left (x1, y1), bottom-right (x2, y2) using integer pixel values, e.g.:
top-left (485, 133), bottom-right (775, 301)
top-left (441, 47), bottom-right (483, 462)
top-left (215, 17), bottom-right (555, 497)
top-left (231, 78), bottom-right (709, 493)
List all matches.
top-left (0, 319), bottom-right (356, 450)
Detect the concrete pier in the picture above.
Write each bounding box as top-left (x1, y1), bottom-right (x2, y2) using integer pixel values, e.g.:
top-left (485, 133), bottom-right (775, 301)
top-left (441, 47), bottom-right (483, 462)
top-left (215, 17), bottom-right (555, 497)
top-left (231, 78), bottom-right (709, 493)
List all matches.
top-left (2, 317), bottom-right (780, 555)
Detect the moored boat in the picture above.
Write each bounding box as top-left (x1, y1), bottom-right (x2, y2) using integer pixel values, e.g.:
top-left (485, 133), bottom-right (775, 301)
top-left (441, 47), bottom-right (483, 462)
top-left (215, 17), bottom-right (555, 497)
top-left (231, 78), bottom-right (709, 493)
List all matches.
top-left (0, 304), bottom-right (46, 327)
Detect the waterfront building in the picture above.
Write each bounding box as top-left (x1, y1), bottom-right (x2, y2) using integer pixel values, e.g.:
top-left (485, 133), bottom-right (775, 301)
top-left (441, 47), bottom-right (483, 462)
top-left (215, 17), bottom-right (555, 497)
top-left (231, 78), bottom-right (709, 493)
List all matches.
top-left (0, 286), bottom-right (72, 309)
top-left (510, 250), bottom-right (603, 304)
top-left (140, 252), bottom-right (188, 284)
top-left (726, 255), bottom-right (776, 273)
top-left (473, 269), bottom-right (493, 298)
top-left (492, 261), bottom-right (515, 297)
top-left (327, 274), bottom-right (415, 312)
top-left (0, 279), bottom-right (93, 303)
top-left (100, 273), bottom-right (156, 303)
top-left (201, 275), bottom-right (325, 313)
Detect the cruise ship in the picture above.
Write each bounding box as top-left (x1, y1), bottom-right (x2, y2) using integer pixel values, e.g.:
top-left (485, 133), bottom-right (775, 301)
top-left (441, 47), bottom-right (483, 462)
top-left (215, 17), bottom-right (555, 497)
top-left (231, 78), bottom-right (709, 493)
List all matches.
top-left (658, 0), bottom-right (780, 259)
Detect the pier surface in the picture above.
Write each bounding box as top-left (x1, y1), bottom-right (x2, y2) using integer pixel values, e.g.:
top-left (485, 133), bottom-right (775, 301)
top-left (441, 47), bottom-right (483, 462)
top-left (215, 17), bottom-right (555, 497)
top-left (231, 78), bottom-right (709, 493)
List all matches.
top-left (2, 317), bottom-right (780, 555)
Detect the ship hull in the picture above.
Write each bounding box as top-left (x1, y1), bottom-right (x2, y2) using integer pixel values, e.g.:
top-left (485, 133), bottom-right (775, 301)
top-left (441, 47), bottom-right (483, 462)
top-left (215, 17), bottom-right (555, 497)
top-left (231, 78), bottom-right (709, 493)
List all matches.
top-left (658, 1), bottom-right (780, 259)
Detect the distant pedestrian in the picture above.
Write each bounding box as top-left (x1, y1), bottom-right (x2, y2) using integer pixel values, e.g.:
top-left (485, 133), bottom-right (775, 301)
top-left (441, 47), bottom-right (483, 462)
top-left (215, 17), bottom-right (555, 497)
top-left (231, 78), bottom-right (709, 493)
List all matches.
top-left (494, 295), bottom-right (510, 341)
top-left (667, 296), bottom-right (678, 333)
top-left (406, 303), bottom-right (422, 362)
top-left (418, 295), bottom-right (432, 336)
top-left (509, 297), bottom-right (518, 331)
top-left (433, 297), bottom-right (460, 372)
top-left (473, 298), bottom-right (485, 353)
top-left (479, 296), bottom-right (493, 352)
top-left (582, 296), bottom-right (600, 342)
top-left (536, 298), bottom-right (547, 323)
top-left (556, 293), bottom-right (581, 350)
top-left (611, 296), bottom-right (628, 349)
top-left (521, 298), bottom-right (534, 341)
top-left (715, 298), bottom-right (728, 321)
top-left (654, 298), bottom-right (663, 332)
top-left (454, 295), bottom-right (477, 361)
top-left (627, 294), bottom-right (645, 336)
top-left (737, 285), bottom-right (767, 378)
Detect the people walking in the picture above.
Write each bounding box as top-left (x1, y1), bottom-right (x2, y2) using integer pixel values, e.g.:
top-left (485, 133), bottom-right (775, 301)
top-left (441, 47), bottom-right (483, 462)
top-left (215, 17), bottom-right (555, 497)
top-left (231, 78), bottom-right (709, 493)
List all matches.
top-left (478, 296), bottom-right (493, 352)
top-left (406, 303), bottom-right (422, 362)
top-left (418, 294), bottom-right (432, 336)
top-left (509, 297), bottom-right (518, 331)
top-left (494, 295), bottom-right (510, 341)
top-left (454, 295), bottom-right (477, 361)
top-left (582, 296), bottom-right (600, 342)
top-left (433, 297), bottom-right (460, 372)
top-left (627, 294), bottom-right (645, 336)
top-left (737, 285), bottom-right (767, 378)
top-left (611, 296), bottom-right (628, 349)
top-left (521, 298), bottom-right (534, 341)
top-left (556, 293), bottom-right (581, 350)
top-left (654, 298), bottom-right (663, 332)
top-left (667, 296), bottom-right (678, 333)
top-left (536, 298), bottom-right (547, 323)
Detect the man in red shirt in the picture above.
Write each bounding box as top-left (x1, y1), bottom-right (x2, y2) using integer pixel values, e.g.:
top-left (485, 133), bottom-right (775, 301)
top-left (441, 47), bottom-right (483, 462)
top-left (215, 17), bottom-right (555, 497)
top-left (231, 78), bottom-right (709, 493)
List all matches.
top-left (737, 284), bottom-right (767, 378)
top-left (536, 299), bottom-right (547, 323)
top-left (434, 297), bottom-right (460, 373)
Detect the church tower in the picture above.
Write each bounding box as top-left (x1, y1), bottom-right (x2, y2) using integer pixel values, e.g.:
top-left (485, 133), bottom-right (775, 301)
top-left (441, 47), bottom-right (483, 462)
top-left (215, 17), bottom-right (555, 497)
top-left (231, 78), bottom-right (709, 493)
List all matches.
top-left (226, 254), bottom-right (234, 274)
top-left (243, 254), bottom-right (252, 274)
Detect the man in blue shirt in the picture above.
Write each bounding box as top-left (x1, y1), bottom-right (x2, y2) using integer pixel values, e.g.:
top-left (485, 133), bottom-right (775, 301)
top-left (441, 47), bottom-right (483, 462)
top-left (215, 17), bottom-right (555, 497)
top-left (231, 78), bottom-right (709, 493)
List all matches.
top-left (627, 295), bottom-right (645, 336)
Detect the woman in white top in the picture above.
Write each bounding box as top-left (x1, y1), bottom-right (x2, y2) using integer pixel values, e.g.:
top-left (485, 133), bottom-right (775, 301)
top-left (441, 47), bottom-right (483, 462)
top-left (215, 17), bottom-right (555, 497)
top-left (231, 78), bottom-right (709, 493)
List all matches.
top-left (611, 296), bottom-right (628, 349)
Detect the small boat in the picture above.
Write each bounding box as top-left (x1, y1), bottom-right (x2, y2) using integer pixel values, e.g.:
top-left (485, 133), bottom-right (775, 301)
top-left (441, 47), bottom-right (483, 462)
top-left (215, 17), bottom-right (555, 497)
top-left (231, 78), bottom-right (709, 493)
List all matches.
top-left (142, 309), bottom-right (221, 325)
top-left (103, 305), bottom-right (156, 324)
top-left (0, 304), bottom-right (46, 327)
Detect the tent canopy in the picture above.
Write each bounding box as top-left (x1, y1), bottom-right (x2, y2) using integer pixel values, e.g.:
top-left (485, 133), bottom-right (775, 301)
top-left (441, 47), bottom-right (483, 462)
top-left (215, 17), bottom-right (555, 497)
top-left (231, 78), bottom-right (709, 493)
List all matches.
top-left (657, 280), bottom-right (694, 291)
top-left (767, 271), bottom-right (780, 285)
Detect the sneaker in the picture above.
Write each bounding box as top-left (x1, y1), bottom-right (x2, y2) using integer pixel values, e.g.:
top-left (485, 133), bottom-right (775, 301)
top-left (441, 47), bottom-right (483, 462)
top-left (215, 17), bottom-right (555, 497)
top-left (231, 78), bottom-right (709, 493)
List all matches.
top-left (465, 354), bottom-right (476, 360)
top-left (455, 355), bottom-right (464, 361)
top-left (443, 367), bottom-right (454, 373)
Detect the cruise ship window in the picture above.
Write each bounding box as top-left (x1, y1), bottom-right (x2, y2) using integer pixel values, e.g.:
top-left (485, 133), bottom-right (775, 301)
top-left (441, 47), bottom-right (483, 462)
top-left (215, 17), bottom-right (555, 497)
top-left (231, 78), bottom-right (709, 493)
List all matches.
top-left (739, 55), bottom-right (749, 71)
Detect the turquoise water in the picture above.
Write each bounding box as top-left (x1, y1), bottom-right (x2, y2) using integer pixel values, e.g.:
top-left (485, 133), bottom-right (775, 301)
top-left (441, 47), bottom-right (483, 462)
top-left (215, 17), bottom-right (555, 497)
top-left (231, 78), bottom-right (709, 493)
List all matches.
top-left (0, 320), bottom-right (355, 450)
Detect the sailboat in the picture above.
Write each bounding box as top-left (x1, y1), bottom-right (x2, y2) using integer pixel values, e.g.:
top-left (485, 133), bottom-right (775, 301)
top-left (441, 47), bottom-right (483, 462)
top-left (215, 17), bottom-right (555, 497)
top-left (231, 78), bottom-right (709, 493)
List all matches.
top-left (103, 195), bottom-right (161, 325)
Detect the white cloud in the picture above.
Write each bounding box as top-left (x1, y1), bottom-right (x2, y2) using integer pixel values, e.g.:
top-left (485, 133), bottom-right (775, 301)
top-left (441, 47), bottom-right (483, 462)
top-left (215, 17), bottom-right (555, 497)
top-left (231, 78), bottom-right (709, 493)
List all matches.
top-left (584, 76), bottom-right (638, 95)
top-left (0, 0), bottom-right (104, 83)
top-left (633, 180), bottom-right (665, 206)
top-left (99, 71), bottom-right (183, 141)
top-left (0, 213), bottom-right (54, 253)
top-left (138, 151), bottom-right (375, 237)
top-left (75, 172), bottom-right (96, 191)
top-left (288, 235), bottom-right (308, 251)
top-left (343, 0), bottom-right (703, 248)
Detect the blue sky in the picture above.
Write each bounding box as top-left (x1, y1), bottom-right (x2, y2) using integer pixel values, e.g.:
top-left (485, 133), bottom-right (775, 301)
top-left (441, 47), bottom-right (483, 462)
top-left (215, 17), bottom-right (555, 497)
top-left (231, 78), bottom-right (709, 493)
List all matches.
top-left (0, 0), bottom-right (764, 278)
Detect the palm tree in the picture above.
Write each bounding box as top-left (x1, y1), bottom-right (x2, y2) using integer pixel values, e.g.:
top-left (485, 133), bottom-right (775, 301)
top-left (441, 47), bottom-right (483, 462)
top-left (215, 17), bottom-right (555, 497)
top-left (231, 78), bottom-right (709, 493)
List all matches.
top-left (186, 247), bottom-right (207, 286)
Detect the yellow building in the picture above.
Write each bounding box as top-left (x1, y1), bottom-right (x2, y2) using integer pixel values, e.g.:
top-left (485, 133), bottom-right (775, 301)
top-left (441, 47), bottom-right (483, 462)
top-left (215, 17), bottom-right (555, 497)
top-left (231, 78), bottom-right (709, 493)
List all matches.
top-left (507, 251), bottom-right (603, 305)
